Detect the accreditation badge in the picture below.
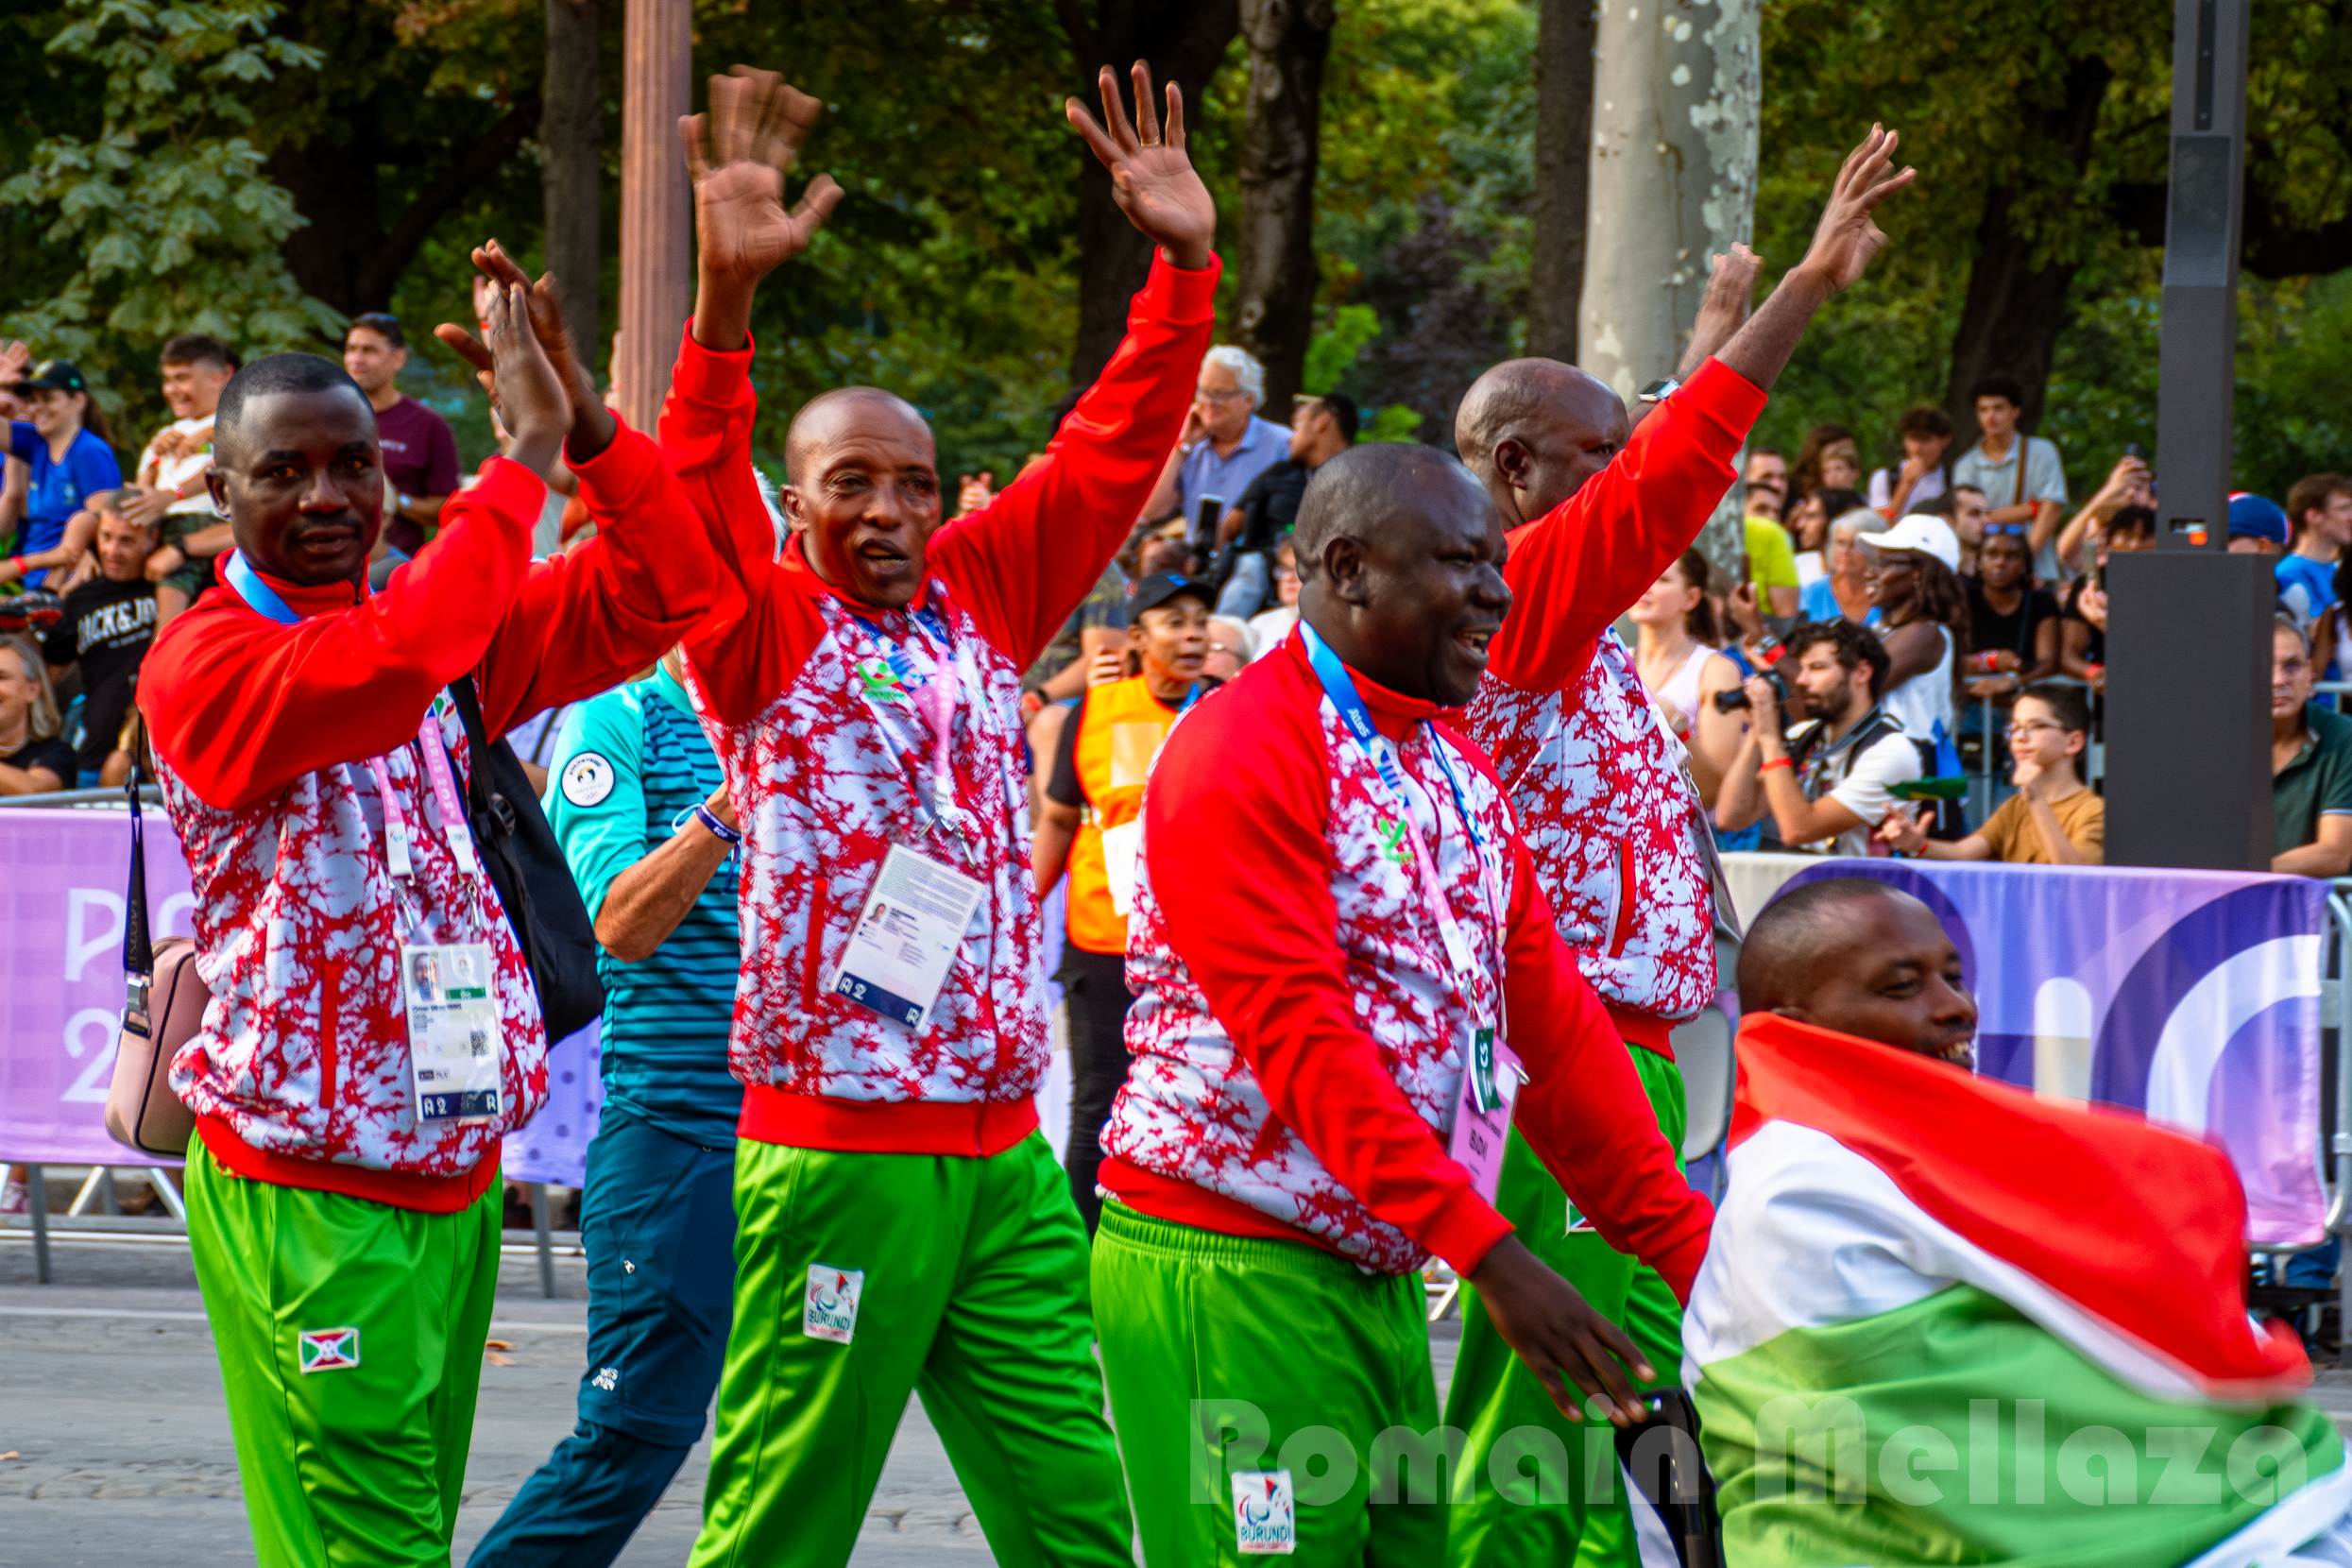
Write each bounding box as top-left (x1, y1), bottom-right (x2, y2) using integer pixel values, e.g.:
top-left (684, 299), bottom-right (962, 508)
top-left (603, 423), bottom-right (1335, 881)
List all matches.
top-left (402, 941), bottom-right (504, 1123)
top-left (830, 843), bottom-right (985, 1031)
top-left (1448, 1031), bottom-right (1525, 1204)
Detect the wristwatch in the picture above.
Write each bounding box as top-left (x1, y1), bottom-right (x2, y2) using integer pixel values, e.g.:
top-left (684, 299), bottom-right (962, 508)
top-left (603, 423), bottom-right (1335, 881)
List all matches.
top-left (1638, 377), bottom-right (1681, 404)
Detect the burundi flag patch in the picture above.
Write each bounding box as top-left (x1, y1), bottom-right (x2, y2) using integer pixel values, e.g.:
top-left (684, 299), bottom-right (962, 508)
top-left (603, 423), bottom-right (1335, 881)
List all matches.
top-left (298, 1326), bottom-right (361, 1374)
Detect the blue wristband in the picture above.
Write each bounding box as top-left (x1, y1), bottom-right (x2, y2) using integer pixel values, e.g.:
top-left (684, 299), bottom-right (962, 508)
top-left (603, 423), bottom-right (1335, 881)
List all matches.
top-left (691, 803), bottom-right (741, 846)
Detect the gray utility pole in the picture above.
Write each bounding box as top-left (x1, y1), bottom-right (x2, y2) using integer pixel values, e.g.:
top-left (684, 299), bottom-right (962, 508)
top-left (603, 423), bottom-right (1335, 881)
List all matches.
top-left (2105, 0), bottom-right (2273, 870)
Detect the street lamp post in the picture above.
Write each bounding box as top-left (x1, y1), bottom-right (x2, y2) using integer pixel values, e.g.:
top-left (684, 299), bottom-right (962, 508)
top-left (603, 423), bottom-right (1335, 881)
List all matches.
top-left (2104, 0), bottom-right (2274, 870)
top-left (616, 0), bottom-right (690, 440)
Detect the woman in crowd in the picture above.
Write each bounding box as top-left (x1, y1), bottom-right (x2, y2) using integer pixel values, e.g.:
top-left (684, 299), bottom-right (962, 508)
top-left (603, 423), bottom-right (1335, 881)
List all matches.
top-left (1962, 523), bottom-right (2063, 780)
top-left (0, 357), bottom-right (122, 592)
top-left (1798, 508), bottom-right (1883, 626)
top-left (1788, 486), bottom-right (1865, 589)
top-left (1629, 547), bottom-right (1746, 803)
top-left (0, 634), bottom-right (72, 794)
top-left (1246, 535), bottom-right (1297, 658)
top-left (1202, 614), bottom-right (1252, 682)
top-left (2062, 503), bottom-right (2156, 691)
top-left (1861, 514), bottom-right (1969, 776)
top-left (1792, 421), bottom-right (1861, 499)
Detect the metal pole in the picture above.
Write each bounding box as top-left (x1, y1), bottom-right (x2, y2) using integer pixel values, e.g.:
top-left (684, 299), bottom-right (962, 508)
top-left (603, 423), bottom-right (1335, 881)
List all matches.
top-left (531, 1181), bottom-right (557, 1301)
top-left (617, 0), bottom-right (691, 439)
top-left (26, 1165), bottom-right (50, 1285)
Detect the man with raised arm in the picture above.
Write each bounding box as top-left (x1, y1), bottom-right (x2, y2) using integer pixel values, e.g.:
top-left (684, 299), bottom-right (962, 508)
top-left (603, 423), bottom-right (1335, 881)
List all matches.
top-left (1445, 130), bottom-right (1915, 1566)
top-left (656, 67), bottom-right (1217, 1568)
top-left (1094, 441), bottom-right (1714, 1565)
top-left (136, 253), bottom-right (720, 1567)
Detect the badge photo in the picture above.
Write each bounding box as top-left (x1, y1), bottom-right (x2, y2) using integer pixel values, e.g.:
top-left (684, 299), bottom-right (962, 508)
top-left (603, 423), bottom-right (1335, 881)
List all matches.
top-left (560, 750), bottom-right (616, 808)
top-left (1230, 1469), bottom-right (1296, 1555)
top-left (804, 1264), bottom-right (865, 1345)
top-left (298, 1326), bottom-right (361, 1374)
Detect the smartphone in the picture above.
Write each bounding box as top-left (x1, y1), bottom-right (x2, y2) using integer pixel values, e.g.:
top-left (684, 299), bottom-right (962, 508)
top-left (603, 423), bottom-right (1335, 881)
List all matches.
top-left (1194, 496), bottom-right (1225, 554)
top-left (2122, 442), bottom-right (2144, 462)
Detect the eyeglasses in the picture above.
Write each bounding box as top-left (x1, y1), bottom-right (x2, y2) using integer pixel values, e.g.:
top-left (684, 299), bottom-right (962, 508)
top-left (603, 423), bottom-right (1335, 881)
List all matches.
top-left (2005, 720), bottom-right (2067, 739)
top-left (1196, 388), bottom-right (1251, 405)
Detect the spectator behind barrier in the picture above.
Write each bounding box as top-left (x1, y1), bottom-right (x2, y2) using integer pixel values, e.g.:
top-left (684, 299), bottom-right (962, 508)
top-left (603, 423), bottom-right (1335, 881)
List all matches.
top-left (127, 332), bottom-right (240, 624)
top-left (1202, 613), bottom-right (1252, 681)
top-left (0, 632), bottom-right (71, 793)
top-left (1787, 485), bottom-right (1864, 590)
top-left (2280, 473), bottom-right (2352, 625)
top-left (1716, 617), bottom-right (1921, 856)
top-left (1212, 390), bottom-right (1355, 618)
top-left (1141, 343), bottom-right (1288, 543)
top-left (2060, 503), bottom-right (2156, 692)
top-left (2227, 491), bottom-right (2290, 557)
top-left (1952, 373), bottom-right (2067, 580)
top-left (1799, 508), bottom-right (1883, 627)
top-left (343, 312), bottom-right (459, 569)
top-left (1743, 447), bottom-right (1789, 521)
top-left (1867, 403), bottom-right (1955, 518)
top-left (1962, 525), bottom-right (2061, 711)
top-left (2054, 448), bottom-right (2156, 578)
top-left (1858, 512), bottom-right (1969, 777)
top-left (1246, 534), bottom-right (1300, 658)
top-left (1629, 546), bottom-right (1746, 805)
top-left (1791, 421), bottom-right (1860, 499)
top-left (0, 352), bottom-right (123, 592)
top-left (2272, 613), bottom-right (2352, 878)
top-left (1881, 683), bottom-right (2102, 864)
top-left (40, 490), bottom-right (159, 787)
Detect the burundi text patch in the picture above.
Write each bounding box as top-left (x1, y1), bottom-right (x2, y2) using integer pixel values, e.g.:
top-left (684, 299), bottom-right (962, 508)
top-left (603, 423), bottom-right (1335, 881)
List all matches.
top-left (298, 1326), bottom-right (361, 1374)
top-left (804, 1265), bottom-right (864, 1345)
top-left (1231, 1469), bottom-right (1296, 1554)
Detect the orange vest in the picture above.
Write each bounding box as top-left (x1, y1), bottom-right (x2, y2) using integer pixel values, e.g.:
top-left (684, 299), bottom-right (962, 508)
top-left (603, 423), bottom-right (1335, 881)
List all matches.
top-left (1066, 676), bottom-right (1185, 954)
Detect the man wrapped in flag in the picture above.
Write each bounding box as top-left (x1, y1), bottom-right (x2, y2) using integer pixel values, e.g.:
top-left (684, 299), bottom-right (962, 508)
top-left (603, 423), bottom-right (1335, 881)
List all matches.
top-left (1687, 876), bottom-right (2352, 1566)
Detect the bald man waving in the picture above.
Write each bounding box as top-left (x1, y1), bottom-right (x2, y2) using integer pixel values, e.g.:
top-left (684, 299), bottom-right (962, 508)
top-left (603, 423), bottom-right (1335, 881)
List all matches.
top-left (1446, 128), bottom-right (1915, 1567)
top-left (657, 66), bottom-right (1218, 1568)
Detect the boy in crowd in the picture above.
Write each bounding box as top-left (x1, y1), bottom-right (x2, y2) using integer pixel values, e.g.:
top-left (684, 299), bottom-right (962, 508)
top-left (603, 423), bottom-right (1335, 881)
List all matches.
top-left (41, 492), bottom-right (159, 787)
top-left (1881, 683), bottom-right (2102, 864)
top-left (1867, 403), bottom-right (1953, 518)
top-left (1032, 570), bottom-right (1215, 1233)
top-left (139, 254), bottom-right (720, 1567)
top-left (2279, 473), bottom-right (2352, 624)
top-left (344, 312), bottom-right (461, 565)
top-left (663, 65), bottom-right (1215, 1568)
top-left (1951, 374), bottom-right (2067, 579)
top-left (1691, 876), bottom-right (2350, 1565)
top-left (126, 332), bottom-right (238, 622)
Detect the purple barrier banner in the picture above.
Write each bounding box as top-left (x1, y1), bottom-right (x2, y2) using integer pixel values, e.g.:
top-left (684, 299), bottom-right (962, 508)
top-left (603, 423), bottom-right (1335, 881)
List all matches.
top-left (1769, 859), bottom-right (2329, 1247)
top-left (502, 1021), bottom-right (605, 1187)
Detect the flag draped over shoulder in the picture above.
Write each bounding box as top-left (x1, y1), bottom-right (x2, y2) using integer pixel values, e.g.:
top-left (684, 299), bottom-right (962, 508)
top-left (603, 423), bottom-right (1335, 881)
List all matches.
top-left (1686, 1013), bottom-right (2348, 1568)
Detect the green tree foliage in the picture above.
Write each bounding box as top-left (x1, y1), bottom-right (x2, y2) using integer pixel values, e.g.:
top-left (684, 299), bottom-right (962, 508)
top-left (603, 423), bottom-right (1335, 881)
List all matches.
top-left (1, 0), bottom-right (341, 436)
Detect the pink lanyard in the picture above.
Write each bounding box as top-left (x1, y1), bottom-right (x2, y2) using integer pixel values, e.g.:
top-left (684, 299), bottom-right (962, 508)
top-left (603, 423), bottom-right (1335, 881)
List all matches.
top-left (364, 707), bottom-right (484, 881)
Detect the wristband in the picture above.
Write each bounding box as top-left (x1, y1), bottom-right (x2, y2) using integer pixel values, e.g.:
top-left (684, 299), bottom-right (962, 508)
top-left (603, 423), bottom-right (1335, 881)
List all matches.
top-left (692, 803), bottom-right (741, 846)
top-left (1761, 756), bottom-right (1794, 774)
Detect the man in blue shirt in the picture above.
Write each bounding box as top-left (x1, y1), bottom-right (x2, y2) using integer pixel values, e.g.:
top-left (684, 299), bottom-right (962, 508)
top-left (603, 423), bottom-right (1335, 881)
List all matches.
top-left (1141, 345), bottom-right (1289, 613)
top-left (2, 359), bottom-right (123, 590)
top-left (2278, 473), bottom-right (2352, 626)
top-left (470, 645), bottom-right (743, 1568)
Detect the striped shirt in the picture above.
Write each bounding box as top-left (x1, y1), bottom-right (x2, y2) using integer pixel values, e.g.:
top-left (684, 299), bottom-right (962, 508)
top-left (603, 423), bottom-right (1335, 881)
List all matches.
top-left (545, 666), bottom-right (742, 1146)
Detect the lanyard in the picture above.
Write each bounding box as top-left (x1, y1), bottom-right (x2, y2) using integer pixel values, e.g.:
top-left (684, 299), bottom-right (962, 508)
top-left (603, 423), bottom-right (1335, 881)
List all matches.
top-left (1176, 681), bottom-right (1203, 714)
top-left (847, 605), bottom-right (970, 833)
top-left (227, 549), bottom-right (480, 879)
top-left (1299, 624), bottom-right (1502, 1013)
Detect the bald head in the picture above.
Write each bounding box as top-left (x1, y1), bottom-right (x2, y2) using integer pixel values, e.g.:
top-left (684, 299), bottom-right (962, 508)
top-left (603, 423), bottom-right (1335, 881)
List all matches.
top-left (784, 386), bottom-right (930, 485)
top-left (1738, 878), bottom-right (1978, 1066)
top-left (1452, 358), bottom-right (1629, 523)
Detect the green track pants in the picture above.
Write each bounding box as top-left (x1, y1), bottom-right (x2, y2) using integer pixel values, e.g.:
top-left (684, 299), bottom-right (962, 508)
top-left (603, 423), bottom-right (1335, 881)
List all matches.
top-left (686, 1131), bottom-right (1132, 1568)
top-left (1093, 1200), bottom-right (1444, 1567)
top-left (184, 1140), bottom-right (502, 1568)
top-left (1443, 1044), bottom-right (1689, 1568)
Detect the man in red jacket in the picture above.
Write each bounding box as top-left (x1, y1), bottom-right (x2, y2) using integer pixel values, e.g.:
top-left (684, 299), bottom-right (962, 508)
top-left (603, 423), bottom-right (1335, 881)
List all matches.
top-left (1093, 440), bottom-right (1715, 1566)
top-left (137, 261), bottom-right (722, 1564)
top-left (657, 68), bottom-right (1217, 1568)
top-left (1446, 128), bottom-right (1916, 1566)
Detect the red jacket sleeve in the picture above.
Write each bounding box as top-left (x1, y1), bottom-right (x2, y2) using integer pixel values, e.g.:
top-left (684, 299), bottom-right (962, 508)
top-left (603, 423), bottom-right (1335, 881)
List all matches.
top-left (142, 459), bottom-right (543, 810)
top-left (1486, 358), bottom-right (1769, 692)
top-left (1497, 825), bottom-right (1716, 1302)
top-left (660, 327), bottom-right (831, 726)
top-left (932, 256), bottom-right (1220, 671)
top-left (471, 418), bottom-right (721, 738)
top-left (1144, 661), bottom-right (1516, 1275)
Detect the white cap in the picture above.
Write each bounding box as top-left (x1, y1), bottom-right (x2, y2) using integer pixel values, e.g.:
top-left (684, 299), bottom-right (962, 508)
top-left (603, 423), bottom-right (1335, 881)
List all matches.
top-left (1857, 514), bottom-right (1962, 571)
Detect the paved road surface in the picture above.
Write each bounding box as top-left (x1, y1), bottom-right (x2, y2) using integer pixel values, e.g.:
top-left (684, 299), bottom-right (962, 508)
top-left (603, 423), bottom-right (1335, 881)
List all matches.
top-left (0, 1237), bottom-right (1463, 1565)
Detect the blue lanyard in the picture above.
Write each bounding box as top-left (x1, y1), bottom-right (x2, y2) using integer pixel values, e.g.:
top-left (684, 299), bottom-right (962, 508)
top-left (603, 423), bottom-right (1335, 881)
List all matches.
top-left (1299, 624), bottom-right (1483, 850)
top-left (223, 550), bottom-right (300, 626)
top-left (1177, 681), bottom-right (1203, 714)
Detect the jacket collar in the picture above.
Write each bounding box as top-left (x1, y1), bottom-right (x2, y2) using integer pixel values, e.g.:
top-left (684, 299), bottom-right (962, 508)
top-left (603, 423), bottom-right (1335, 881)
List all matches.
top-left (1280, 623), bottom-right (1463, 742)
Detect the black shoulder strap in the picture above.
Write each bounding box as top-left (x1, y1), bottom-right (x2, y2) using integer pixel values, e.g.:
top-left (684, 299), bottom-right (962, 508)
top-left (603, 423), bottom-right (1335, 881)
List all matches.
top-left (444, 675), bottom-right (498, 818)
top-left (122, 722), bottom-right (152, 978)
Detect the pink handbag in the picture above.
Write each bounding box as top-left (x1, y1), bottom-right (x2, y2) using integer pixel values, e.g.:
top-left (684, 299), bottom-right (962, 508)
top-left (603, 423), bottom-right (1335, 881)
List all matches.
top-left (103, 768), bottom-right (206, 1157)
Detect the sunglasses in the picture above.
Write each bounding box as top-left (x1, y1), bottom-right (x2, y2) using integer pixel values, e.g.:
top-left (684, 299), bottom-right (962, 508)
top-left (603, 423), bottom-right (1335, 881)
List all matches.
top-left (1984, 522), bottom-right (2029, 537)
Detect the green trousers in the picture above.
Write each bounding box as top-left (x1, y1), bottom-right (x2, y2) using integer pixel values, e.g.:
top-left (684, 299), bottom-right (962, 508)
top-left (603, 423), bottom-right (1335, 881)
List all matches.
top-left (1093, 1200), bottom-right (1444, 1568)
top-left (1443, 1044), bottom-right (1689, 1568)
top-left (183, 1140), bottom-right (502, 1568)
top-left (687, 1131), bottom-right (1132, 1568)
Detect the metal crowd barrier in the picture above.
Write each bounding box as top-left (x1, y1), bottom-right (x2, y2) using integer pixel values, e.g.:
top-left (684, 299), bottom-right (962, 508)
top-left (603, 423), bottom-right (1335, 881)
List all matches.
top-left (0, 784), bottom-right (159, 808)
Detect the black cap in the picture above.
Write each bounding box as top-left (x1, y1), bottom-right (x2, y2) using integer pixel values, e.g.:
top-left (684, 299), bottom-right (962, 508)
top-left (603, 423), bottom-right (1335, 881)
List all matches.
top-left (11, 359), bottom-right (87, 396)
top-left (1129, 571), bottom-right (1212, 619)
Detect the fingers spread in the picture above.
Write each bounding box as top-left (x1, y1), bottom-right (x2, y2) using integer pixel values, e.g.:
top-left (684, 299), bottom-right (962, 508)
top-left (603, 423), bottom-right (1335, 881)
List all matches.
top-left (433, 324), bottom-right (494, 375)
top-left (790, 172), bottom-right (846, 239)
top-left (1131, 60), bottom-right (1160, 145)
top-left (680, 113), bottom-right (712, 186)
top-left (1098, 64), bottom-right (1139, 154)
top-left (1065, 96), bottom-right (1123, 171)
top-left (1163, 79), bottom-right (1187, 149)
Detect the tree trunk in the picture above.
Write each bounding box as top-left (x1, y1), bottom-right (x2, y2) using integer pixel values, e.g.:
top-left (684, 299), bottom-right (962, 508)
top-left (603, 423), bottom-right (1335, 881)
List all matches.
top-left (1057, 0), bottom-right (1242, 389)
top-left (1525, 0), bottom-right (1595, 364)
top-left (1230, 0), bottom-right (1334, 422)
top-left (1943, 56), bottom-right (2114, 440)
top-left (1580, 0), bottom-right (1758, 572)
top-left (541, 0), bottom-right (602, 348)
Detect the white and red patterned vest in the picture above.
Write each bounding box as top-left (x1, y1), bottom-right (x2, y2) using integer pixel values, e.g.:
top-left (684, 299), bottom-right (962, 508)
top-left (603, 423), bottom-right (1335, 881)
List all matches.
top-left (1462, 631), bottom-right (1715, 1023)
top-left (1106, 702), bottom-right (1515, 1275)
top-left (158, 704), bottom-right (547, 1175)
top-left (690, 578), bottom-right (1045, 1105)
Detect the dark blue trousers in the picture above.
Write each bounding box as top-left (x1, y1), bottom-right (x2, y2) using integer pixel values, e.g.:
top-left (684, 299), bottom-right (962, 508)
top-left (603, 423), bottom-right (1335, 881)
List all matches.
top-left (468, 1109), bottom-right (737, 1568)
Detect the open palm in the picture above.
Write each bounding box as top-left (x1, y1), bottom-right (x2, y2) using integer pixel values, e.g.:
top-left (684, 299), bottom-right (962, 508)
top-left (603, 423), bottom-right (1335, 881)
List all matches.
top-left (1068, 63), bottom-right (1215, 271)
top-left (683, 67), bottom-right (844, 284)
top-left (1799, 125), bottom-right (1916, 292)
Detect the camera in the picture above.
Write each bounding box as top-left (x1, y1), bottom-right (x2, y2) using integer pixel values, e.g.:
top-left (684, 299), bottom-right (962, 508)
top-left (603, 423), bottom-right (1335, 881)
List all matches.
top-left (1713, 664), bottom-right (1790, 714)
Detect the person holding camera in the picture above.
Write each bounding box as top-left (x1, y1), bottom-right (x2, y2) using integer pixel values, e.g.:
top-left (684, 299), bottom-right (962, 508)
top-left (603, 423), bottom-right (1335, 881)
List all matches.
top-left (1715, 619), bottom-right (1921, 856)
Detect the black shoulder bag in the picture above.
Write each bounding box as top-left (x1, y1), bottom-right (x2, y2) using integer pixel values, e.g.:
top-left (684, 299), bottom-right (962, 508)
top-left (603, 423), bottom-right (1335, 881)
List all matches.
top-left (445, 678), bottom-right (605, 1041)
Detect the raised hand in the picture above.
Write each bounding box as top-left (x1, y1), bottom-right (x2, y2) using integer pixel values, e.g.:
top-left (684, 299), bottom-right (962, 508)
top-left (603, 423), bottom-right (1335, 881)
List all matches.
top-left (438, 280), bottom-right (567, 480)
top-left (1066, 63), bottom-right (1214, 271)
top-left (437, 240), bottom-right (618, 462)
top-left (684, 66), bottom-right (845, 350)
top-left (0, 339), bottom-right (28, 387)
top-left (1794, 125), bottom-right (1917, 294)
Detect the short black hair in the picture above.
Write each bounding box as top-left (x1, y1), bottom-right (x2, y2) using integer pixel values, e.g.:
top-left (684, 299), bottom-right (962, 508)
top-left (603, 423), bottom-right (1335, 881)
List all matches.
top-left (1970, 374), bottom-right (2025, 409)
top-left (214, 353), bottom-right (371, 459)
top-left (347, 312), bottom-right (405, 350)
top-left (2107, 503), bottom-right (2156, 540)
top-left (161, 332), bottom-right (236, 372)
top-left (1736, 876), bottom-right (1902, 1013)
top-left (1897, 404), bottom-right (1953, 438)
top-left (1311, 392), bottom-right (1359, 444)
top-left (2016, 681), bottom-right (2090, 735)
top-left (1785, 617), bottom-right (1892, 702)
top-left (1293, 443), bottom-right (1484, 583)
